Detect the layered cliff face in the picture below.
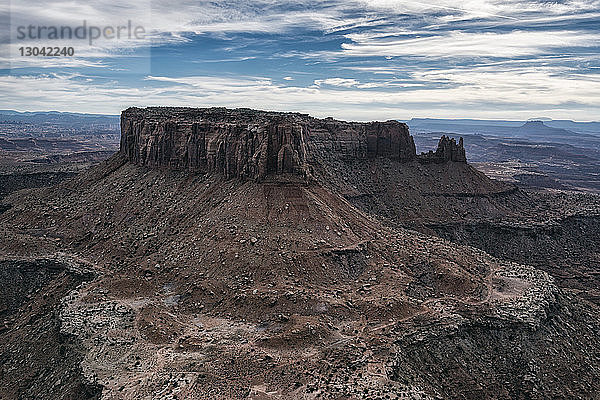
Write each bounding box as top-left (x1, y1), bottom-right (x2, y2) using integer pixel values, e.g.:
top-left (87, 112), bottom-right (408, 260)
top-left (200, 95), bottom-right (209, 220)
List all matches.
top-left (120, 107), bottom-right (461, 180)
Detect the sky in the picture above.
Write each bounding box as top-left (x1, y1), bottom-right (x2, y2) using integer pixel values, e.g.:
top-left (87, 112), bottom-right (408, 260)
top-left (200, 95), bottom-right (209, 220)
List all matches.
top-left (1, 0), bottom-right (599, 121)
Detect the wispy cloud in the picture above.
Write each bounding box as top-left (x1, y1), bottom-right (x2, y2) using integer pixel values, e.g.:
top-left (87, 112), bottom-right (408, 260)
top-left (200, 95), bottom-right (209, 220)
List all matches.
top-left (2, 69), bottom-right (599, 121)
top-left (2, 0), bottom-right (599, 120)
top-left (340, 30), bottom-right (600, 58)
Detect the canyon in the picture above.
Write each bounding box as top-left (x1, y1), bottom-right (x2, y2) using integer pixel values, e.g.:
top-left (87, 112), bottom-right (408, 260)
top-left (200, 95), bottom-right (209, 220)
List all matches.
top-left (0, 107), bottom-right (599, 399)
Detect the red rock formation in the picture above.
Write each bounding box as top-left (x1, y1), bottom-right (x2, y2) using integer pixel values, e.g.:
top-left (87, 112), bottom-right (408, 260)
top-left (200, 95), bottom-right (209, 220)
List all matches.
top-left (418, 135), bottom-right (467, 163)
top-left (121, 107), bottom-right (464, 180)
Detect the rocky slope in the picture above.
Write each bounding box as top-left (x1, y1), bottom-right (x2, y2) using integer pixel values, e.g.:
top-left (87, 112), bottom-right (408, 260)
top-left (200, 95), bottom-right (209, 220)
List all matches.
top-left (0, 171), bottom-right (77, 199)
top-left (0, 107), bottom-right (598, 399)
top-left (0, 257), bottom-right (101, 399)
top-left (429, 210), bottom-right (600, 303)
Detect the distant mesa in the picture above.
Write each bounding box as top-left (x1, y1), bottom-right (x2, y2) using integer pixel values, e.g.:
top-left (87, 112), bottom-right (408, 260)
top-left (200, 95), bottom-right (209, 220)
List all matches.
top-left (516, 120), bottom-right (571, 137)
top-left (120, 107), bottom-right (466, 180)
top-left (521, 120), bottom-right (549, 129)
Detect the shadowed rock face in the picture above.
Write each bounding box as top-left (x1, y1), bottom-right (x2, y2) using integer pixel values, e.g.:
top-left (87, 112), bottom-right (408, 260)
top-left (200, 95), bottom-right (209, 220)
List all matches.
top-left (0, 259), bottom-right (101, 400)
top-left (120, 107), bottom-right (446, 180)
top-left (419, 135), bottom-right (467, 163)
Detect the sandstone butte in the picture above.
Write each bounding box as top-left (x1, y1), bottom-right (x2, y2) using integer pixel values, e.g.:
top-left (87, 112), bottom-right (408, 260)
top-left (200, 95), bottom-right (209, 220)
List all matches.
top-left (120, 107), bottom-right (467, 180)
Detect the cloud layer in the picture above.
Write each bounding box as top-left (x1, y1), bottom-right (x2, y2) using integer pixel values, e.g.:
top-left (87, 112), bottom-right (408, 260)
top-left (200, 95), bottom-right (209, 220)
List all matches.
top-left (1, 0), bottom-right (599, 120)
